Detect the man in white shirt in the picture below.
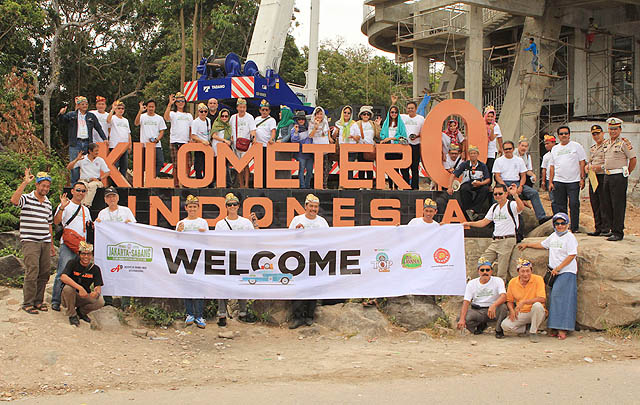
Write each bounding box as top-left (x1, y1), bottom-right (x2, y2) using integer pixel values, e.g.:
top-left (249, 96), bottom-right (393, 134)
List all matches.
top-left (51, 183), bottom-right (92, 311)
top-left (90, 96), bottom-right (109, 144)
top-left (540, 133), bottom-right (557, 205)
top-left (230, 98), bottom-right (257, 188)
top-left (443, 145), bottom-right (462, 173)
top-left (190, 103), bottom-right (212, 180)
top-left (288, 194), bottom-right (329, 329)
top-left (106, 100), bottom-right (132, 178)
top-left (135, 99), bottom-right (167, 177)
top-left (463, 184), bottom-right (524, 279)
top-left (398, 99), bottom-right (425, 190)
top-left (408, 198), bottom-right (440, 228)
top-left (549, 126), bottom-right (587, 233)
top-left (66, 143), bottom-right (110, 207)
top-left (254, 100), bottom-right (277, 187)
top-left (493, 141), bottom-right (550, 224)
top-left (457, 258), bottom-right (508, 338)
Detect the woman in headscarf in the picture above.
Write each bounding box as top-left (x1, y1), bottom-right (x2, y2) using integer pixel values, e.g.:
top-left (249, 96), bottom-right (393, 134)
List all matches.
top-left (291, 111), bottom-right (314, 188)
top-left (352, 105), bottom-right (381, 181)
top-left (380, 105), bottom-right (408, 189)
top-left (518, 212), bottom-right (578, 340)
top-left (442, 119), bottom-right (466, 162)
top-left (332, 106), bottom-right (358, 180)
top-left (484, 106), bottom-right (503, 175)
top-left (309, 106), bottom-right (331, 188)
top-left (210, 108), bottom-right (233, 185)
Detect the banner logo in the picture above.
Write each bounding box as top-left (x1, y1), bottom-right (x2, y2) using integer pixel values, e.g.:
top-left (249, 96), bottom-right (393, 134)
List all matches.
top-left (110, 264), bottom-right (123, 273)
top-left (372, 250), bottom-right (392, 272)
top-left (242, 269), bottom-right (292, 285)
top-left (107, 242), bottom-right (153, 262)
top-left (433, 248), bottom-right (451, 264)
top-left (401, 252), bottom-right (423, 269)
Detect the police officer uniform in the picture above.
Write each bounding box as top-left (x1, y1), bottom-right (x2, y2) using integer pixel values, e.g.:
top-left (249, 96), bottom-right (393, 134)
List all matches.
top-left (601, 117), bottom-right (637, 241)
top-left (587, 125), bottom-right (607, 236)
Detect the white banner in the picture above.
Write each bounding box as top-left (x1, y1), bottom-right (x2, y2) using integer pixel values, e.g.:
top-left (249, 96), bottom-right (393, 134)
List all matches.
top-left (94, 222), bottom-right (466, 299)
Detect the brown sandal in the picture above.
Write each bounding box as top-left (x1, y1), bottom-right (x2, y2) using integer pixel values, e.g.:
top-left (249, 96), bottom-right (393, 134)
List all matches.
top-left (22, 306), bottom-right (38, 315)
top-left (35, 303), bottom-right (48, 312)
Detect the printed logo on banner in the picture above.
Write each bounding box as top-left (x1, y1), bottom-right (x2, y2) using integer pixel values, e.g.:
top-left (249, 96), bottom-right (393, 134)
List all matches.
top-left (242, 263), bottom-right (292, 285)
top-left (433, 248), bottom-right (451, 264)
top-left (372, 249), bottom-right (392, 272)
top-left (110, 264), bottom-right (123, 273)
top-left (107, 242), bottom-right (153, 262)
top-left (401, 252), bottom-right (423, 269)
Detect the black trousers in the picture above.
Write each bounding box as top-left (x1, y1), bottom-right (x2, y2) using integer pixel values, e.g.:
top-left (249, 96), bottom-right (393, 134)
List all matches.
top-left (460, 183), bottom-right (491, 214)
top-left (589, 173), bottom-right (607, 232)
top-left (551, 181), bottom-right (581, 232)
top-left (602, 174), bottom-right (628, 237)
top-left (358, 152), bottom-right (374, 180)
top-left (291, 300), bottom-right (317, 320)
top-left (386, 152), bottom-right (403, 189)
top-left (402, 144), bottom-right (421, 190)
top-left (486, 157), bottom-right (496, 179)
top-left (194, 152), bottom-right (206, 180)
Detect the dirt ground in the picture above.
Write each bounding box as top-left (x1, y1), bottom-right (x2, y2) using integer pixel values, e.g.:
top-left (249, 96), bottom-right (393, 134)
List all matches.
top-left (1, 287), bottom-right (638, 403)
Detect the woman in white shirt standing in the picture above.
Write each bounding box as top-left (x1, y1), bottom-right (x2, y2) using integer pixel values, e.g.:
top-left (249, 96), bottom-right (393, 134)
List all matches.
top-left (484, 106), bottom-right (503, 175)
top-left (230, 98), bottom-right (256, 188)
top-left (351, 106), bottom-right (380, 181)
top-left (106, 100), bottom-right (132, 178)
top-left (164, 92), bottom-right (193, 187)
top-left (310, 106), bottom-right (331, 188)
top-left (176, 195), bottom-right (208, 329)
top-left (190, 103), bottom-right (211, 180)
top-left (518, 212), bottom-right (578, 340)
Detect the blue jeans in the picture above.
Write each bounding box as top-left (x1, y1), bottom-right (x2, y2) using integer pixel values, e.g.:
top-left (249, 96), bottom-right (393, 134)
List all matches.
top-left (69, 139), bottom-right (90, 184)
top-left (532, 54), bottom-right (540, 72)
top-left (504, 180), bottom-right (547, 220)
top-left (297, 155), bottom-right (314, 189)
top-left (110, 148), bottom-right (129, 178)
top-left (552, 181), bottom-right (580, 232)
top-left (52, 243), bottom-right (78, 306)
top-left (184, 299), bottom-right (204, 318)
top-left (144, 146), bottom-right (164, 177)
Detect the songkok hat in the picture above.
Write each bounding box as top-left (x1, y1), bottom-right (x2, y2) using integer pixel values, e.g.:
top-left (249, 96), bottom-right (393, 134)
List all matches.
top-left (517, 258), bottom-right (532, 269)
top-left (104, 186), bottom-right (118, 196)
top-left (113, 100), bottom-right (124, 107)
top-left (477, 257), bottom-right (493, 269)
top-left (260, 99), bottom-right (270, 108)
top-left (35, 172), bottom-right (52, 184)
top-left (225, 193), bottom-right (239, 204)
top-left (185, 194), bottom-right (199, 205)
top-left (75, 96), bottom-right (88, 105)
top-left (78, 241), bottom-right (94, 253)
top-left (174, 92), bottom-right (186, 99)
top-left (305, 194), bottom-right (320, 205)
top-left (96, 96), bottom-right (106, 103)
top-left (544, 134), bottom-right (557, 142)
top-left (590, 125), bottom-right (603, 134)
top-left (518, 136), bottom-right (529, 145)
top-left (449, 144), bottom-right (460, 152)
top-left (236, 97), bottom-right (247, 105)
top-left (484, 105), bottom-right (496, 115)
top-left (358, 105), bottom-right (373, 117)
top-left (468, 144), bottom-right (479, 153)
top-left (606, 117), bottom-right (623, 127)
top-left (423, 198), bottom-right (437, 209)
top-left (197, 103), bottom-right (208, 111)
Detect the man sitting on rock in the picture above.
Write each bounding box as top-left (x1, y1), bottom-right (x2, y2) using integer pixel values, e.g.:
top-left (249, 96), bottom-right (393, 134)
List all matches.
top-left (500, 258), bottom-right (547, 343)
top-left (60, 241), bottom-right (105, 326)
top-left (457, 257), bottom-right (508, 338)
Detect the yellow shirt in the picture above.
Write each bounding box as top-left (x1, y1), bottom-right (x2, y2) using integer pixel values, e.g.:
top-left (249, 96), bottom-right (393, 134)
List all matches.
top-left (506, 274), bottom-right (546, 313)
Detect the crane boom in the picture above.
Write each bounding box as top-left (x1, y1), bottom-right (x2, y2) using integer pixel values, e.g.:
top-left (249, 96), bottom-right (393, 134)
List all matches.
top-left (246, 0), bottom-right (296, 75)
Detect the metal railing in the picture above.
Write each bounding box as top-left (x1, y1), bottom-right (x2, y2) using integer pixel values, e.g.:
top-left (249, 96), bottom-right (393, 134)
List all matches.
top-left (363, 4), bottom-right (375, 22)
top-left (396, 6), bottom-right (469, 45)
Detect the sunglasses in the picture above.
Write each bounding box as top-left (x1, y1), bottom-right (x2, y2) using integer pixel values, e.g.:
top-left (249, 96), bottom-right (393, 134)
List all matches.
top-left (553, 221), bottom-right (567, 226)
top-left (390, 111), bottom-right (398, 114)
top-left (558, 132), bottom-right (570, 135)
top-left (503, 147), bottom-right (513, 151)
top-left (199, 110), bottom-right (208, 113)
top-left (221, 114), bottom-right (229, 118)
top-left (79, 252), bottom-right (92, 256)
top-left (361, 112), bottom-right (371, 116)
top-left (116, 107), bottom-right (124, 110)
top-left (175, 100), bottom-right (185, 103)
top-left (479, 268), bottom-right (491, 273)
top-left (493, 192), bottom-right (504, 196)
top-left (226, 202), bottom-right (239, 207)
top-left (74, 189), bottom-right (87, 193)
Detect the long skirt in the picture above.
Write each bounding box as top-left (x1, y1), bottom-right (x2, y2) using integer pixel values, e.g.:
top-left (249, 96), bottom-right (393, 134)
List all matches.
top-left (547, 272), bottom-right (577, 331)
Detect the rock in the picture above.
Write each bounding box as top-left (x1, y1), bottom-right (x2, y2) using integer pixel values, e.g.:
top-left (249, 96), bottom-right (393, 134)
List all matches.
top-left (406, 330), bottom-right (431, 341)
top-left (0, 255), bottom-right (24, 284)
top-left (314, 302), bottom-right (390, 337)
top-left (147, 331), bottom-right (158, 338)
top-left (470, 340), bottom-right (478, 346)
top-left (131, 328), bottom-right (148, 338)
top-left (464, 238), bottom-right (492, 280)
top-left (526, 221), bottom-right (589, 238)
top-left (90, 306), bottom-right (123, 331)
top-left (218, 331), bottom-right (235, 339)
top-left (383, 295), bottom-right (445, 331)
top-left (520, 207), bottom-right (539, 236)
top-left (250, 300), bottom-right (291, 325)
top-left (0, 231), bottom-right (20, 251)
top-left (0, 287), bottom-right (10, 299)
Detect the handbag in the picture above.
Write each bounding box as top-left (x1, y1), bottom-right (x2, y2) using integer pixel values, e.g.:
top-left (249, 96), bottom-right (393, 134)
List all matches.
top-left (235, 115), bottom-right (251, 152)
top-left (543, 264), bottom-right (556, 288)
top-left (62, 204), bottom-right (87, 254)
top-left (54, 203), bottom-right (81, 241)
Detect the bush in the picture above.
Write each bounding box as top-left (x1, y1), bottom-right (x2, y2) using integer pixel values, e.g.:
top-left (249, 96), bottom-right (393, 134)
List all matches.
top-left (0, 149), bottom-right (67, 231)
top-left (130, 299), bottom-right (182, 327)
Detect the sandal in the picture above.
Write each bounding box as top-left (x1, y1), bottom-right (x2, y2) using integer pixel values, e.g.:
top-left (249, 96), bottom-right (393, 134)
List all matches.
top-left (22, 306), bottom-right (38, 315)
top-left (35, 303), bottom-right (48, 312)
top-left (558, 332), bottom-right (567, 340)
top-left (548, 331), bottom-right (558, 337)
top-left (362, 299), bottom-right (377, 307)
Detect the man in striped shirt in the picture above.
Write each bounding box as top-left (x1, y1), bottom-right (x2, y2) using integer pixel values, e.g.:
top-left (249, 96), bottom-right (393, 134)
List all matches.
top-left (10, 169), bottom-right (56, 314)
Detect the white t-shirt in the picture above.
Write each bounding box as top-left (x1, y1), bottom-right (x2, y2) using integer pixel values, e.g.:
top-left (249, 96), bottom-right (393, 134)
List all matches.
top-left (441, 131), bottom-right (465, 157)
top-left (464, 276), bottom-right (506, 307)
top-left (400, 113), bottom-right (425, 145)
top-left (108, 115), bottom-right (131, 149)
top-left (97, 206), bottom-right (136, 223)
top-left (73, 156), bottom-right (109, 180)
top-left (487, 123), bottom-right (502, 158)
top-left (77, 112), bottom-right (89, 140)
top-left (254, 116), bottom-right (277, 146)
top-left (516, 152), bottom-right (533, 171)
top-left (211, 129), bottom-right (227, 156)
top-left (310, 120), bottom-right (330, 145)
top-left (485, 201), bottom-right (519, 237)
top-left (169, 111), bottom-right (193, 144)
top-left (215, 216), bottom-right (254, 231)
top-left (139, 113), bottom-right (167, 147)
top-left (191, 117), bottom-right (210, 143)
top-left (56, 202), bottom-right (91, 244)
top-left (351, 121), bottom-right (375, 145)
top-left (336, 122), bottom-right (357, 144)
top-left (541, 232), bottom-right (578, 274)
top-left (541, 151), bottom-right (552, 181)
top-left (444, 154), bottom-right (462, 171)
top-left (176, 217), bottom-right (209, 232)
top-left (492, 155), bottom-right (527, 182)
top-left (288, 214), bottom-right (329, 229)
top-left (407, 218), bottom-right (440, 228)
top-left (231, 113), bottom-right (256, 141)
top-left (90, 110), bottom-right (109, 143)
top-left (550, 141), bottom-right (587, 183)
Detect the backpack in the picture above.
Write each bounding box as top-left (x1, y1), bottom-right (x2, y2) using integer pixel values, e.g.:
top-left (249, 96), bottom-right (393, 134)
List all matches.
top-left (489, 201), bottom-right (524, 243)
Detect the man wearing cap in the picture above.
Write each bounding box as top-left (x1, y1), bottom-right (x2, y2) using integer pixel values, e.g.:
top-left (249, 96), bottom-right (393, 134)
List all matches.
top-left (11, 169), bottom-right (56, 314)
top-left (457, 257), bottom-right (508, 338)
top-left (288, 194), bottom-right (329, 329)
top-left (60, 241), bottom-right (105, 326)
top-left (230, 98), bottom-right (257, 188)
top-left (540, 133), bottom-right (557, 204)
top-left (447, 145), bottom-right (491, 220)
top-left (408, 198), bottom-right (440, 228)
top-left (66, 142), bottom-right (110, 207)
top-left (500, 258), bottom-right (547, 343)
top-left (399, 100), bottom-right (425, 189)
top-left (58, 96), bottom-right (108, 184)
top-left (90, 96), bottom-right (109, 144)
top-left (255, 100), bottom-right (277, 186)
top-left (586, 125), bottom-right (608, 236)
top-left (549, 126), bottom-right (587, 233)
top-left (601, 117), bottom-right (637, 241)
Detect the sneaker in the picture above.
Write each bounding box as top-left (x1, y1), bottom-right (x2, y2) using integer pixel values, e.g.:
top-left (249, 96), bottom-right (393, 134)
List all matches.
top-left (69, 315), bottom-right (80, 327)
top-left (288, 318), bottom-right (305, 329)
top-left (530, 333), bottom-right (540, 343)
top-left (195, 317), bottom-right (206, 329)
top-left (217, 317), bottom-right (227, 327)
top-left (495, 331), bottom-right (505, 339)
top-left (51, 303), bottom-right (60, 312)
top-left (238, 313), bottom-right (257, 324)
top-left (77, 309), bottom-right (91, 323)
top-left (304, 317), bottom-right (314, 326)
top-left (185, 315), bottom-right (195, 326)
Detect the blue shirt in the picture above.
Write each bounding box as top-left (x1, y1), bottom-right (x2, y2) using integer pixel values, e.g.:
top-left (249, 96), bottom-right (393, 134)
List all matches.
top-left (524, 42), bottom-right (538, 56)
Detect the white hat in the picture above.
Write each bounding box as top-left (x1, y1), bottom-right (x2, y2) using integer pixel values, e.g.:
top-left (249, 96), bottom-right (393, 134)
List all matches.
top-left (358, 105), bottom-right (373, 117)
top-left (606, 117), bottom-right (623, 127)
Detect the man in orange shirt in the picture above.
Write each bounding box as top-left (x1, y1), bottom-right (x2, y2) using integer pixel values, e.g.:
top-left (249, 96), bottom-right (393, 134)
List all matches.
top-left (501, 258), bottom-right (547, 342)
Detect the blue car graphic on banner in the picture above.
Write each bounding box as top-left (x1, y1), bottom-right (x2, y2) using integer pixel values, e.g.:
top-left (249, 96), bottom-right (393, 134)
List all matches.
top-left (242, 268), bottom-right (293, 285)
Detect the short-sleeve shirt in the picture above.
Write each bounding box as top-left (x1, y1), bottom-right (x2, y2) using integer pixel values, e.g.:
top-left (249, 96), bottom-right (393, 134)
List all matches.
top-left (288, 214), bottom-right (329, 229)
top-left (62, 258), bottom-right (104, 292)
top-left (541, 151), bottom-right (553, 180)
top-left (351, 121), bottom-right (376, 145)
top-left (485, 201), bottom-right (519, 237)
top-left (487, 123), bottom-right (502, 158)
top-left (18, 191), bottom-right (53, 242)
top-left (191, 118), bottom-right (210, 143)
top-left (444, 154), bottom-right (462, 171)
top-left (254, 116), bottom-right (277, 146)
top-left (541, 231), bottom-right (578, 274)
top-left (550, 141), bottom-right (587, 183)
top-left (588, 142), bottom-right (606, 174)
top-left (139, 113), bottom-right (167, 147)
top-left (56, 202), bottom-right (91, 245)
top-left (310, 120), bottom-right (330, 145)
top-left (74, 156), bottom-right (109, 180)
top-left (453, 160), bottom-right (490, 185)
top-left (492, 155), bottom-right (527, 182)
top-left (231, 113), bottom-right (256, 141)
top-left (506, 274), bottom-right (546, 313)
top-left (90, 110), bottom-right (109, 144)
top-left (215, 216), bottom-right (254, 231)
top-left (168, 111), bottom-right (193, 144)
top-left (97, 206), bottom-right (136, 223)
top-left (176, 217), bottom-right (209, 232)
top-left (400, 113), bottom-right (425, 145)
top-left (464, 276), bottom-right (506, 307)
top-left (108, 116), bottom-right (131, 149)
top-left (516, 152), bottom-right (533, 171)
top-left (442, 131), bottom-right (465, 157)
top-left (407, 218), bottom-right (440, 228)
top-left (604, 137), bottom-right (636, 171)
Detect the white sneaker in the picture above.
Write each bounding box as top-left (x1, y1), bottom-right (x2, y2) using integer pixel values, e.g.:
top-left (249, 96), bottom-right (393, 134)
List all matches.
top-left (185, 315), bottom-right (195, 326)
top-left (195, 317), bottom-right (206, 329)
